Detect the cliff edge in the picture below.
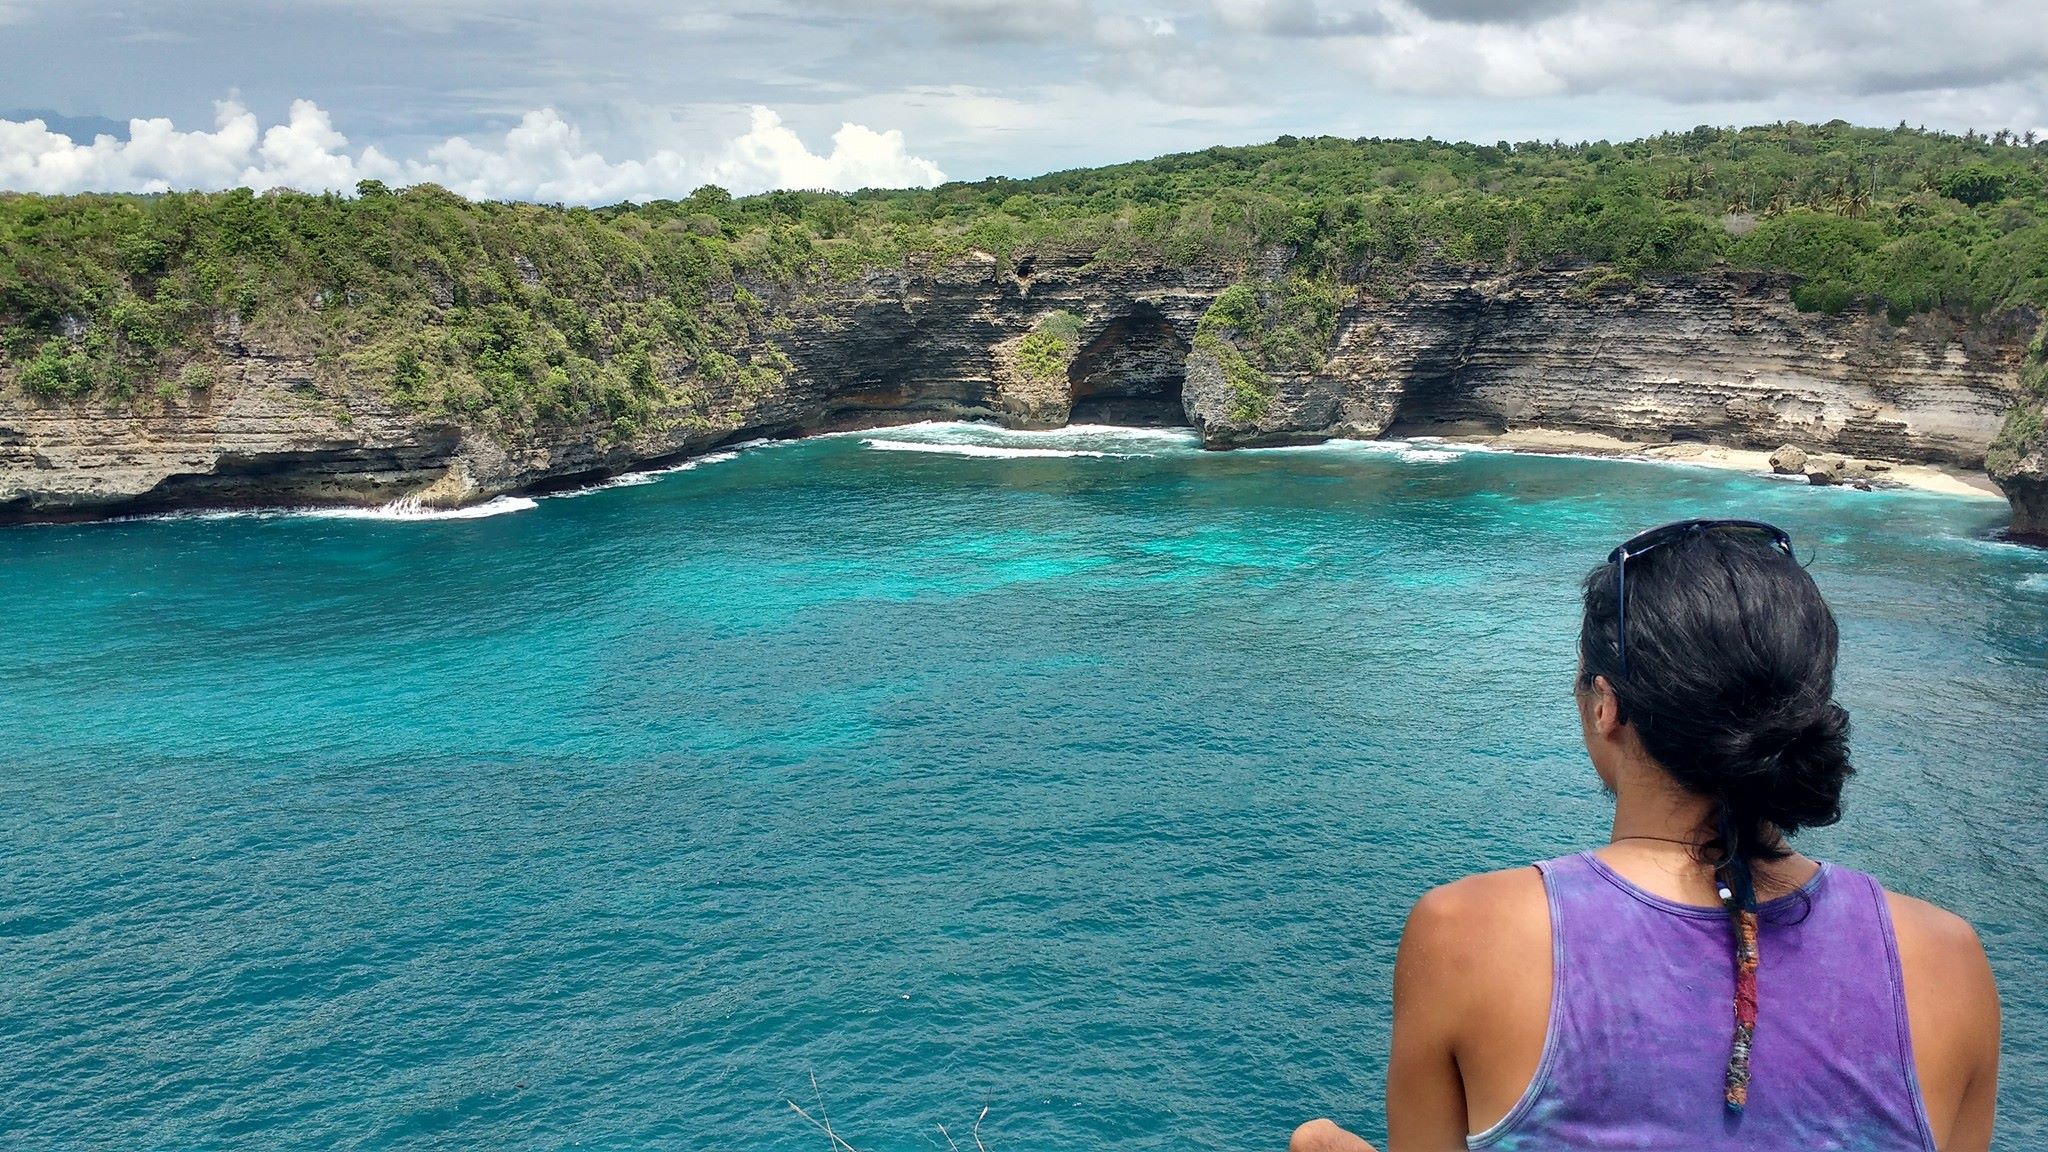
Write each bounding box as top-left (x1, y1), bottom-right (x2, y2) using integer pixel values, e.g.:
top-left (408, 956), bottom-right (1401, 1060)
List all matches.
top-left (4, 253), bottom-right (2036, 530)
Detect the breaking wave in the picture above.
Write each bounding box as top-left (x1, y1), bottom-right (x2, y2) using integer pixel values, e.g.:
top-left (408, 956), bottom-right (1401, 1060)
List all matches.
top-left (862, 439), bottom-right (1111, 459)
top-left (309, 496), bottom-right (539, 520)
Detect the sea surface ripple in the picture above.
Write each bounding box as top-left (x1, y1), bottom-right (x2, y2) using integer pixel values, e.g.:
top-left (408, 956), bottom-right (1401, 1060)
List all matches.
top-left (2, 423), bottom-right (2043, 1150)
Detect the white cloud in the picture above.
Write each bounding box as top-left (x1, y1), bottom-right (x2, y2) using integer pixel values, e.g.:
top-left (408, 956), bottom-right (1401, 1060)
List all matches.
top-left (5, 0), bottom-right (2046, 190)
top-left (1210, 0), bottom-right (1386, 38)
top-left (0, 102), bottom-right (259, 194)
top-left (0, 100), bottom-right (945, 201)
top-left (710, 108), bottom-right (945, 193)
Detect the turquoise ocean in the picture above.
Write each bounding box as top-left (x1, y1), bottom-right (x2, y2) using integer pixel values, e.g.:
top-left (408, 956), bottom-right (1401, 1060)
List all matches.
top-left (3, 422), bottom-right (2044, 1150)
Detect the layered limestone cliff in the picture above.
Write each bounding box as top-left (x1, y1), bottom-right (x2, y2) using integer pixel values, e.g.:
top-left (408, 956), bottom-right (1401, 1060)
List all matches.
top-left (1993, 458), bottom-right (2047, 538)
top-left (1183, 268), bottom-right (2026, 468)
top-left (0, 253), bottom-right (2036, 531)
top-left (1989, 413), bottom-right (2048, 540)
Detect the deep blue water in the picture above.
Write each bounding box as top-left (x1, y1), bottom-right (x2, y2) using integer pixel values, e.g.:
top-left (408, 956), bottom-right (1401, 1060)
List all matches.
top-left (3, 423), bottom-right (2044, 1150)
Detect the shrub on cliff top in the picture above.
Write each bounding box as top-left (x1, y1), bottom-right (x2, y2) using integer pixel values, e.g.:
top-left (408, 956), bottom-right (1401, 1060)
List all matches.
top-left (5, 120), bottom-right (2046, 428)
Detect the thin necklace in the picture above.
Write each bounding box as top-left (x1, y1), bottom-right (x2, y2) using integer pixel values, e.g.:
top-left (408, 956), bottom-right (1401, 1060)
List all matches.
top-left (1611, 835), bottom-right (1742, 905)
top-left (1611, 834), bottom-right (1709, 849)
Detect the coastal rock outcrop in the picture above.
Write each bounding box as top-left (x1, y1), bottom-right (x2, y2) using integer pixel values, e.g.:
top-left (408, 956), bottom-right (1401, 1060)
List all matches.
top-left (1326, 269), bottom-right (2022, 469)
top-left (0, 353), bottom-right (468, 520)
top-left (1799, 454), bottom-right (1893, 487)
top-left (1176, 267), bottom-right (2024, 475)
top-left (1988, 396), bottom-right (2048, 539)
top-left (1182, 308), bottom-right (1406, 448)
top-left (0, 256), bottom-right (2037, 531)
top-left (1995, 458), bottom-right (2048, 539)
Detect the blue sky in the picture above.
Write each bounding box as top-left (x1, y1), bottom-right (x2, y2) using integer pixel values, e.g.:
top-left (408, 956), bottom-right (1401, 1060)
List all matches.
top-left (1, 0), bottom-right (2043, 200)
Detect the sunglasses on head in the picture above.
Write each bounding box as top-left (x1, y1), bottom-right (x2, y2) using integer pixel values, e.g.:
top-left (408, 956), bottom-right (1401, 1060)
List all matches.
top-left (1606, 518), bottom-right (1794, 679)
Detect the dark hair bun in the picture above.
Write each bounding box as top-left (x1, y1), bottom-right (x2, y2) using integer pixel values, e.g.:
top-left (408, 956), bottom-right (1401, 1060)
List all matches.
top-left (1720, 702), bottom-right (1851, 834)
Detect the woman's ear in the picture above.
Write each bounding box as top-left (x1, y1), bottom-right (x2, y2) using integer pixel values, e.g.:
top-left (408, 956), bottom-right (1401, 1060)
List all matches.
top-left (1587, 675), bottom-right (1624, 738)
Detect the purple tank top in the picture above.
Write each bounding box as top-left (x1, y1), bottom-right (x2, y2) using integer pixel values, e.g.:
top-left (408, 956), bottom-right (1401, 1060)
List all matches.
top-left (1468, 851), bottom-right (1935, 1151)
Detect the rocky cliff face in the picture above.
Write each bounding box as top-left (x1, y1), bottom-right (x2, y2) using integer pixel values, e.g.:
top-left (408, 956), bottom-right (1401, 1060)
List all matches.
top-left (1988, 402), bottom-right (2048, 540)
top-left (1995, 456), bottom-right (2048, 539)
top-left (0, 254), bottom-right (2035, 530)
top-left (1185, 267), bottom-right (2026, 468)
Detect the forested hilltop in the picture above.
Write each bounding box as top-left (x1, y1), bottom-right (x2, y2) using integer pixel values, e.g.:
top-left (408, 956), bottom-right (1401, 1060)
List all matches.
top-left (3, 119), bottom-right (2046, 464)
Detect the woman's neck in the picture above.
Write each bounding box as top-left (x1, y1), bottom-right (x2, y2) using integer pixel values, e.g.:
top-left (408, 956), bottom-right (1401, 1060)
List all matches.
top-left (1601, 752), bottom-right (1816, 903)
top-left (1608, 754), bottom-right (1717, 846)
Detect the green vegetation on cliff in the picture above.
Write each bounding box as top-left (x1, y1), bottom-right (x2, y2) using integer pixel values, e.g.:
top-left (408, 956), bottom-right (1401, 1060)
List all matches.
top-left (1989, 324), bottom-right (2048, 475)
top-left (0, 182), bottom-right (797, 438)
top-left (1016, 310), bottom-right (1084, 384)
top-left (4, 120), bottom-right (2046, 433)
top-left (1194, 277), bottom-right (1344, 421)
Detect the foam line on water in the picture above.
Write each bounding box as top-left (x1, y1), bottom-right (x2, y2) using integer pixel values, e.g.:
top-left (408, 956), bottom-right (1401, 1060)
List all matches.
top-left (307, 495), bottom-right (539, 520)
top-left (1240, 437), bottom-right (1472, 463)
top-left (830, 420), bottom-right (1199, 455)
top-left (106, 495), bottom-right (539, 524)
top-left (1036, 423), bottom-right (1200, 443)
top-left (543, 449), bottom-right (747, 499)
top-left (861, 438), bottom-right (1111, 459)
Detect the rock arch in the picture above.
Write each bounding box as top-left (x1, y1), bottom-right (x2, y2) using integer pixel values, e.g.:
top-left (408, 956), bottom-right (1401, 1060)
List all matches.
top-left (1066, 303), bottom-right (1191, 426)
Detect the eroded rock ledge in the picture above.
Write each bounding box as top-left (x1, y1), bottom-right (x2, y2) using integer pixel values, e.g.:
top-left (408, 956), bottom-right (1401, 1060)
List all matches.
top-left (1, 254), bottom-right (2037, 533)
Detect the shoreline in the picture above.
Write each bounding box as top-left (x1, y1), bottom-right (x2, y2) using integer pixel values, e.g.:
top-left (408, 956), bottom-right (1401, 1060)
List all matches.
top-left (2, 419), bottom-right (2017, 528)
top-left (1425, 427), bottom-right (2006, 500)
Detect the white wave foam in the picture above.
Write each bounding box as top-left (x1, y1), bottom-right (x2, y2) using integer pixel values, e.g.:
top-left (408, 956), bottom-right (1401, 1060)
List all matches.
top-left (1037, 423), bottom-right (1198, 444)
top-left (862, 438), bottom-right (1110, 459)
top-left (310, 495), bottom-right (539, 520)
top-left (105, 493), bottom-right (540, 524)
top-left (106, 508), bottom-right (268, 524)
top-left (541, 447), bottom-right (752, 498)
top-left (1239, 439), bottom-right (1393, 455)
top-left (1241, 437), bottom-right (1468, 462)
top-left (2020, 573), bottom-right (2048, 593)
top-left (542, 474), bottom-right (660, 500)
top-left (833, 419), bottom-right (1196, 456)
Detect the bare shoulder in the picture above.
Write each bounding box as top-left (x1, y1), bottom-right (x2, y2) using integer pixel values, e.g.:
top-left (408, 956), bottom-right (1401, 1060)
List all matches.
top-left (1395, 864), bottom-right (1555, 1111)
top-left (1404, 865), bottom-right (1549, 960)
top-left (1881, 886), bottom-right (2000, 1148)
top-left (1884, 889), bottom-right (1997, 994)
top-left (1413, 865), bottom-right (1546, 917)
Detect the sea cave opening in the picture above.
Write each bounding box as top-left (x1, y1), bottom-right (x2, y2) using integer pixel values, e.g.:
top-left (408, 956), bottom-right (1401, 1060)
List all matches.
top-left (1066, 304), bottom-right (1190, 426)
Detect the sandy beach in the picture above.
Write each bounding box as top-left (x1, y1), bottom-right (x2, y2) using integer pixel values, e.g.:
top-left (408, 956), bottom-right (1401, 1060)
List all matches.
top-left (1430, 427), bottom-right (2006, 500)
